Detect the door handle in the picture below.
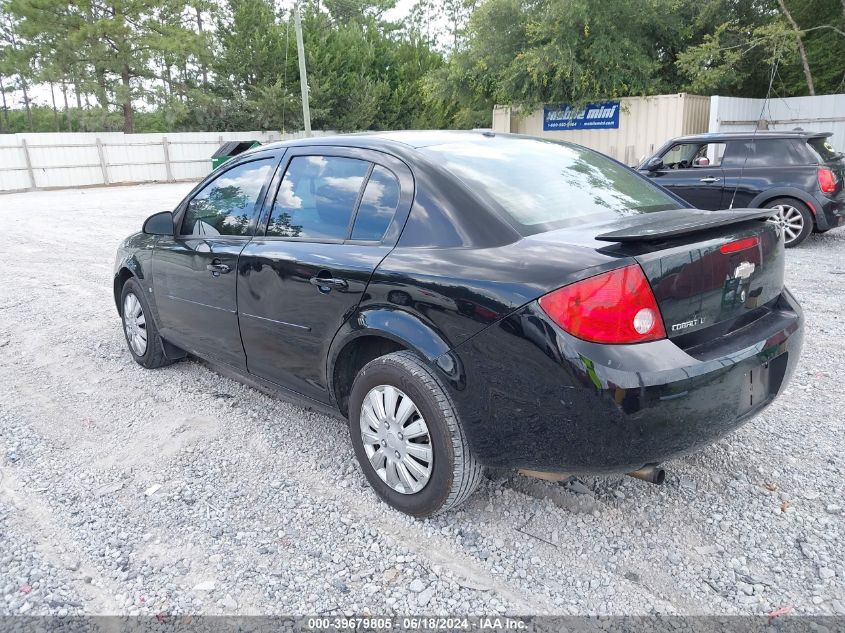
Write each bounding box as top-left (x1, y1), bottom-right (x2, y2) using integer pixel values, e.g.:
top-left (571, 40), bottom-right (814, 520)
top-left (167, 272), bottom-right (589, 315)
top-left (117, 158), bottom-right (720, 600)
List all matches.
top-left (206, 260), bottom-right (231, 275)
top-left (309, 276), bottom-right (348, 291)
top-left (699, 177), bottom-right (720, 183)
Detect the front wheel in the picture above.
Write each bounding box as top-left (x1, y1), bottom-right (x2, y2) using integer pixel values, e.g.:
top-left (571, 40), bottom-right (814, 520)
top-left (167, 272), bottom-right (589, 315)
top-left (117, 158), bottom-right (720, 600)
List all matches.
top-left (348, 351), bottom-right (483, 517)
top-left (120, 278), bottom-right (173, 369)
top-left (766, 198), bottom-right (813, 248)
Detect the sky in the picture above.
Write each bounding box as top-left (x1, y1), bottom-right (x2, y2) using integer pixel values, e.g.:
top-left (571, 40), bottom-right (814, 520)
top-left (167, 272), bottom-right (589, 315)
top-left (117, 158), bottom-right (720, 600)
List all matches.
top-left (385, 0), bottom-right (418, 22)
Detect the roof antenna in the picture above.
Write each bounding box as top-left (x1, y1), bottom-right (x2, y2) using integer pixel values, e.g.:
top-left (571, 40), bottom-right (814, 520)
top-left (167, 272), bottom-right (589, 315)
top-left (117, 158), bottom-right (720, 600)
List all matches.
top-left (728, 56), bottom-right (779, 209)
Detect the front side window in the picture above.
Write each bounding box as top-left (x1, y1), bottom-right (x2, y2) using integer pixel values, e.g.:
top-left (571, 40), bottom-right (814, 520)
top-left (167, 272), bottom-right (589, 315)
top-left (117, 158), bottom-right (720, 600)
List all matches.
top-left (660, 142), bottom-right (725, 169)
top-left (351, 166), bottom-right (401, 241)
top-left (267, 156), bottom-right (370, 239)
top-left (661, 143), bottom-right (700, 168)
top-left (181, 159), bottom-right (274, 237)
top-left (421, 138), bottom-right (678, 235)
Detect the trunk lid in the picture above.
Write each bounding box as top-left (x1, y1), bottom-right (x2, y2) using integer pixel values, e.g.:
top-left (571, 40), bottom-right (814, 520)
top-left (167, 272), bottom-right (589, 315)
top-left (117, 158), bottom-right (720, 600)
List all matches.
top-left (595, 209), bottom-right (784, 340)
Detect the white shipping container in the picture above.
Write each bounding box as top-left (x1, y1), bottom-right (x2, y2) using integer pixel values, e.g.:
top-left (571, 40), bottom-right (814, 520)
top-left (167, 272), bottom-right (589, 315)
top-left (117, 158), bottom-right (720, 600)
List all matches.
top-left (493, 93), bottom-right (711, 165)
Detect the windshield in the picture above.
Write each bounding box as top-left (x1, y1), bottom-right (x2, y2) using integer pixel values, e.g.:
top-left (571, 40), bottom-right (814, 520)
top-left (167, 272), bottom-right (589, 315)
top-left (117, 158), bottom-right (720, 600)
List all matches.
top-left (808, 137), bottom-right (843, 162)
top-left (420, 138), bottom-right (679, 235)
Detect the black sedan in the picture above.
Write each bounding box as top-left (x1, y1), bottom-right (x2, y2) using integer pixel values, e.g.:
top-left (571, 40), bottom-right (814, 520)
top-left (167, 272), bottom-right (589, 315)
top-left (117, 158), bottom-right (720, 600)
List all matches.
top-left (114, 131), bottom-right (804, 517)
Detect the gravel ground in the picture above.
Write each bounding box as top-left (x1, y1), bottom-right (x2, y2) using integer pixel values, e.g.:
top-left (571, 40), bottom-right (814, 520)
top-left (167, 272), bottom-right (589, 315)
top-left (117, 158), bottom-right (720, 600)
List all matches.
top-left (0, 182), bottom-right (844, 617)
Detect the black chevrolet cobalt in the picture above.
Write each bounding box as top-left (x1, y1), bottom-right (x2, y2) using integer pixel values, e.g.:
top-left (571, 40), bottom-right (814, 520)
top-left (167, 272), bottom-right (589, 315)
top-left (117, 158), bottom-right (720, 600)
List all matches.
top-left (114, 131), bottom-right (804, 516)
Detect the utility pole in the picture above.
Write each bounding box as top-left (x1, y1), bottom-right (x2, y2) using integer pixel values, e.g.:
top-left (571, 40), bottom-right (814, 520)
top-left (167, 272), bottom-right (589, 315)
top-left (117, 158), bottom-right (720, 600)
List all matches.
top-left (293, 1), bottom-right (312, 137)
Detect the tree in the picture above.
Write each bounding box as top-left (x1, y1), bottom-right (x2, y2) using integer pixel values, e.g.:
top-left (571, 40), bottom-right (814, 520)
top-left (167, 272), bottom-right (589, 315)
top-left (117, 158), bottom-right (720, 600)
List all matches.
top-left (2, 0), bottom-right (839, 134)
top-left (424, 0), bottom-right (682, 125)
top-left (676, 0), bottom-right (845, 97)
top-left (777, 0), bottom-right (815, 94)
top-left (0, 3), bottom-right (33, 130)
top-left (0, 74), bottom-right (9, 130)
top-left (9, 0), bottom-right (207, 133)
top-left (777, 0), bottom-right (845, 95)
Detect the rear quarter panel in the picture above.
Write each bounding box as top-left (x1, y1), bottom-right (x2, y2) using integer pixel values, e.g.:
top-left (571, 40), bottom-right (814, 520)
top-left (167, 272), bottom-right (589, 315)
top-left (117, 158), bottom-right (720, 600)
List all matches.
top-left (361, 239), bottom-right (627, 355)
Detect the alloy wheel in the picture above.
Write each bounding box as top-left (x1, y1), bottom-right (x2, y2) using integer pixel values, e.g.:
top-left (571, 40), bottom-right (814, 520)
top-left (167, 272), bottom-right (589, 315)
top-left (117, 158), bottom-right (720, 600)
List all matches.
top-left (123, 292), bottom-right (148, 356)
top-left (359, 385), bottom-right (433, 495)
top-left (770, 204), bottom-right (804, 245)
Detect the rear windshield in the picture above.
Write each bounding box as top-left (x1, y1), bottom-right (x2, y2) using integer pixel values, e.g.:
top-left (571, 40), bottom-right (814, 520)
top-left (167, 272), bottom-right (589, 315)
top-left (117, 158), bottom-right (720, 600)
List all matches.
top-left (807, 137), bottom-right (843, 163)
top-left (420, 138), bottom-right (678, 235)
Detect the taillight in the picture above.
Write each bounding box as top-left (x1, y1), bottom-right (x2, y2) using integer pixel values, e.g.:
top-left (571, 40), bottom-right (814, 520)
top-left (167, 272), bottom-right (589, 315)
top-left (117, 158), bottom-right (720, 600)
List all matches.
top-left (538, 264), bottom-right (666, 344)
top-left (720, 236), bottom-right (759, 254)
top-left (818, 167), bottom-right (836, 194)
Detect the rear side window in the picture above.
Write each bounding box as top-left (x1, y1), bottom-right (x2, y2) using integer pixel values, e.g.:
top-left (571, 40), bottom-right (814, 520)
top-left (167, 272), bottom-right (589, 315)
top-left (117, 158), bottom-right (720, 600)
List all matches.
top-left (267, 156), bottom-right (370, 239)
top-left (807, 137), bottom-right (843, 163)
top-left (421, 139), bottom-right (678, 234)
top-left (721, 139), bottom-right (806, 167)
top-left (351, 166), bottom-right (401, 241)
top-left (181, 159), bottom-right (274, 236)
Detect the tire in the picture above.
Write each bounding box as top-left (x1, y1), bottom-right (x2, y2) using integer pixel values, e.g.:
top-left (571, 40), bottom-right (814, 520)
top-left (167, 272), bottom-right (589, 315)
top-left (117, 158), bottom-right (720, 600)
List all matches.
top-left (766, 198), bottom-right (813, 248)
top-left (120, 277), bottom-right (173, 369)
top-left (348, 351), bottom-right (483, 517)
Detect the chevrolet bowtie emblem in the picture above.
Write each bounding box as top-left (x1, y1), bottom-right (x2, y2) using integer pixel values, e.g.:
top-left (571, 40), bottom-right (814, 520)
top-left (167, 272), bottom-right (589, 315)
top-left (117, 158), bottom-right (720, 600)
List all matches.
top-left (734, 261), bottom-right (755, 280)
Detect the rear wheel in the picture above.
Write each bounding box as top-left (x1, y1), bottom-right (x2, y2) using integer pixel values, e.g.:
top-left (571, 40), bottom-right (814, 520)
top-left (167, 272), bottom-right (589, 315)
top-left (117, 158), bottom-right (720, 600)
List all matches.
top-left (120, 278), bottom-right (172, 369)
top-left (766, 198), bottom-right (813, 248)
top-left (348, 351), bottom-right (483, 517)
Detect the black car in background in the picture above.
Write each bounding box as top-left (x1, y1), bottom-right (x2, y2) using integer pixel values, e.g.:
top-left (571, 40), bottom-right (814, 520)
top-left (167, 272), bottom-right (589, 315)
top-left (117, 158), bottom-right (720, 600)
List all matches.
top-left (638, 131), bottom-right (845, 247)
top-left (115, 132), bottom-right (803, 517)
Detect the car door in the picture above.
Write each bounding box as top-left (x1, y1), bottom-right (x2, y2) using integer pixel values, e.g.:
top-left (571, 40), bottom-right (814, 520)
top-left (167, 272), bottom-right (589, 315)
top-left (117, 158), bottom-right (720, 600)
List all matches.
top-left (644, 142), bottom-right (726, 210)
top-left (720, 139), bottom-right (807, 208)
top-left (153, 154), bottom-right (280, 369)
top-left (237, 146), bottom-right (414, 403)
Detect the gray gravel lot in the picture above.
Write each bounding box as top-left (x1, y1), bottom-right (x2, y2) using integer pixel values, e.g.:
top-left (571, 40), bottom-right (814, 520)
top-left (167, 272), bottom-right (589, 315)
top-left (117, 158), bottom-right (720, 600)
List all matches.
top-left (1, 183), bottom-right (844, 617)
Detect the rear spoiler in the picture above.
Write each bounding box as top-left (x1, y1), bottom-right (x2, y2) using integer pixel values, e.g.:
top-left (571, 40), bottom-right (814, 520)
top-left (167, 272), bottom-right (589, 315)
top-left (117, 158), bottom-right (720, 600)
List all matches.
top-left (596, 209), bottom-right (773, 243)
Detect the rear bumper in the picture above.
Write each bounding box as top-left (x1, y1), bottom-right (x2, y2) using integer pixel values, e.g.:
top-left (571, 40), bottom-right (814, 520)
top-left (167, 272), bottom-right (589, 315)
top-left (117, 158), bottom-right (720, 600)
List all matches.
top-left (443, 289), bottom-right (803, 473)
top-left (814, 193), bottom-right (845, 230)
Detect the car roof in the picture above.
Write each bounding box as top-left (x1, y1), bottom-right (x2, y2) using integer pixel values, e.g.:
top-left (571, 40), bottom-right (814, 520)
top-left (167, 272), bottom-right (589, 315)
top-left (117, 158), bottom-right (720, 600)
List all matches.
top-left (670, 130), bottom-right (832, 143)
top-left (257, 129), bottom-right (510, 153)
top-left (251, 130), bottom-right (538, 249)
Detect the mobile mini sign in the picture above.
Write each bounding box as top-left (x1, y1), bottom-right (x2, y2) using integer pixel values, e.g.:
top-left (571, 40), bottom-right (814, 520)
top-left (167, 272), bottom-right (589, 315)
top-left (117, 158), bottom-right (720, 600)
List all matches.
top-left (543, 101), bottom-right (620, 131)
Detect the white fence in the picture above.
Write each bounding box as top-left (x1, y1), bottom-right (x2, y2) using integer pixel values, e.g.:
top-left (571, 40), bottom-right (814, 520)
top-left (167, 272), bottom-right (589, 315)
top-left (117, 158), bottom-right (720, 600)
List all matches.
top-left (709, 94), bottom-right (845, 152)
top-left (0, 130), bottom-right (333, 193)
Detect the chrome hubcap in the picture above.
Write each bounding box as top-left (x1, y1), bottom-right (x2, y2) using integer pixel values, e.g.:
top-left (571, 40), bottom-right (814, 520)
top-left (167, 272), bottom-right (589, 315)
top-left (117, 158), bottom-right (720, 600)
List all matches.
top-left (770, 205), bottom-right (803, 244)
top-left (360, 385), bottom-right (433, 495)
top-left (123, 293), bottom-right (147, 356)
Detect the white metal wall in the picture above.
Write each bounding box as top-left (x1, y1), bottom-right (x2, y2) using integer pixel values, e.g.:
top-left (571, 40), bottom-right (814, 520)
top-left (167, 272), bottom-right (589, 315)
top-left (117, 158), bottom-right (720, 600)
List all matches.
top-left (0, 130), bottom-right (333, 192)
top-left (492, 94), bottom-right (710, 165)
top-left (709, 94), bottom-right (845, 151)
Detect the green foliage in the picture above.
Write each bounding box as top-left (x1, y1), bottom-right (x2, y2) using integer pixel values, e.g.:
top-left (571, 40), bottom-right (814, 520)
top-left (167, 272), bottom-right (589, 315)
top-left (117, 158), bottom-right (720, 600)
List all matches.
top-left (0, 0), bottom-right (842, 134)
top-left (776, 0), bottom-right (845, 95)
top-left (423, 0), bottom-right (677, 124)
top-left (677, 0), bottom-right (845, 97)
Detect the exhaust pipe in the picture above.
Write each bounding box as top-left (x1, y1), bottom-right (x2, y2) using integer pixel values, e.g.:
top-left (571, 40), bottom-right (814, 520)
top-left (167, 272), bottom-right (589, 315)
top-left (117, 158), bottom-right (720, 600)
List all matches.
top-left (627, 464), bottom-right (665, 485)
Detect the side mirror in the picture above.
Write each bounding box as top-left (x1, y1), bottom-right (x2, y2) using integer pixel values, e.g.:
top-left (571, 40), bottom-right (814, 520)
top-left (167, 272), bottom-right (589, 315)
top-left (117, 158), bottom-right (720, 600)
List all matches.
top-left (143, 211), bottom-right (174, 236)
top-left (645, 156), bottom-right (664, 172)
